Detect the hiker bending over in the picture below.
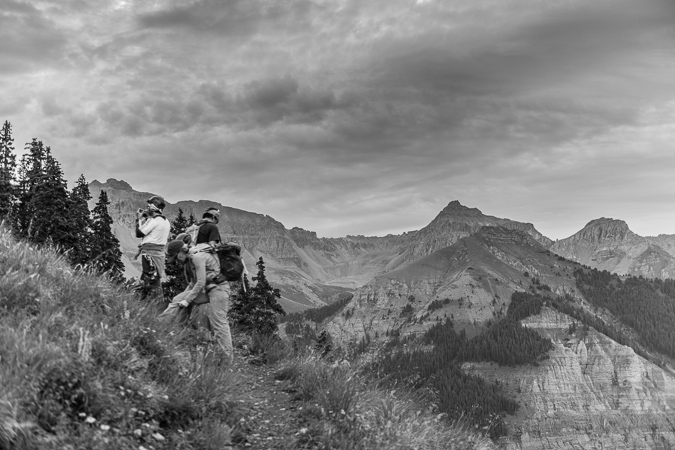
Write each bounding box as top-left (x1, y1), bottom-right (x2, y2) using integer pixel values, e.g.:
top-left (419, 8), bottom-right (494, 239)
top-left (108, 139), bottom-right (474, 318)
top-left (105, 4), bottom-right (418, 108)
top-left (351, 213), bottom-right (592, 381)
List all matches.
top-left (134, 196), bottom-right (171, 299)
top-left (158, 233), bottom-right (234, 364)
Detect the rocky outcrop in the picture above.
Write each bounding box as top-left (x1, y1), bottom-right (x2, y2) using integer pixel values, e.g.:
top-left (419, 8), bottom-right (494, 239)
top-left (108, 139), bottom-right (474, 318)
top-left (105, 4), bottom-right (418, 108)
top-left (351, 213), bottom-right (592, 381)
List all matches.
top-left (465, 307), bottom-right (675, 449)
top-left (551, 218), bottom-right (675, 279)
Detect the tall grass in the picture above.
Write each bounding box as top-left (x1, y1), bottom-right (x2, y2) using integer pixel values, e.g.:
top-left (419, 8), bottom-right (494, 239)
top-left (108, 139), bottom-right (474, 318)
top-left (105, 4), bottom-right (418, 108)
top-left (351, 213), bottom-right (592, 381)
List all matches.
top-left (276, 353), bottom-right (496, 450)
top-left (0, 227), bottom-right (242, 449)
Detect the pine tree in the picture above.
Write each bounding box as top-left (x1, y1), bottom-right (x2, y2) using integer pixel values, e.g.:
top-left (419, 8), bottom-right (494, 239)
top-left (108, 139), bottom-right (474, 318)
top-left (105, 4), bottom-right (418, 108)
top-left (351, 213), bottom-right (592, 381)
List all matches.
top-left (0, 120), bottom-right (16, 220)
top-left (162, 208), bottom-right (191, 300)
top-left (12, 139), bottom-right (48, 237)
top-left (230, 257), bottom-right (285, 335)
top-left (29, 150), bottom-right (72, 248)
top-left (69, 174), bottom-right (93, 266)
top-left (91, 190), bottom-right (124, 282)
top-left (170, 207), bottom-right (190, 238)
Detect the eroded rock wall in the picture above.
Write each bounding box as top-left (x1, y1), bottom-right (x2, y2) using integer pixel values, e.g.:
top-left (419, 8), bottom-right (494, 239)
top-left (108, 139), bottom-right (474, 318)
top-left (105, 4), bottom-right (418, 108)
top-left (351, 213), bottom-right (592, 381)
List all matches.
top-left (465, 308), bottom-right (675, 449)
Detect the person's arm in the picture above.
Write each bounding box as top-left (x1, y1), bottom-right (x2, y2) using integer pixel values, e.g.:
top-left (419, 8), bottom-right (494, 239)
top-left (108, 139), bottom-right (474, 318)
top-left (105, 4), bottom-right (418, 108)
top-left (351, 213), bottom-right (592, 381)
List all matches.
top-left (180, 253), bottom-right (206, 305)
top-left (135, 216), bottom-right (147, 238)
top-left (137, 216), bottom-right (158, 238)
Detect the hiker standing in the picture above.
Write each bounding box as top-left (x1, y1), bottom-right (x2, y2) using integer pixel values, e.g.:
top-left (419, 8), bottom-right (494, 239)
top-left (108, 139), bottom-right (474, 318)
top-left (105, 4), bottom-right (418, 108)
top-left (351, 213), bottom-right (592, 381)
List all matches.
top-left (135, 196), bottom-right (171, 299)
top-left (185, 207), bottom-right (222, 246)
top-left (158, 233), bottom-right (234, 364)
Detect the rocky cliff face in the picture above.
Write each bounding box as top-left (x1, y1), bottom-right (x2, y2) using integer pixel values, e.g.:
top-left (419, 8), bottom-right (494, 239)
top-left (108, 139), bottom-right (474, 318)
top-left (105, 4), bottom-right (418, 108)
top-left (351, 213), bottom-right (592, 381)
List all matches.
top-left (465, 307), bottom-right (675, 449)
top-left (550, 218), bottom-right (675, 279)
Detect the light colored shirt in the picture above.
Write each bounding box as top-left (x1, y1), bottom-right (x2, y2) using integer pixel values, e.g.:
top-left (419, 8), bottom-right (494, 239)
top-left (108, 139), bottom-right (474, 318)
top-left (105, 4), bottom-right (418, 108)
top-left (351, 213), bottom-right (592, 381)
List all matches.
top-left (182, 243), bottom-right (221, 304)
top-left (138, 216), bottom-right (170, 246)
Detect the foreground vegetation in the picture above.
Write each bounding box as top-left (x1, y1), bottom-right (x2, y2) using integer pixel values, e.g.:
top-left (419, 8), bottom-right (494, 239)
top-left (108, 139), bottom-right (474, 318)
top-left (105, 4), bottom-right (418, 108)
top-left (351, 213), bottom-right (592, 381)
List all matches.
top-left (0, 227), bottom-right (493, 449)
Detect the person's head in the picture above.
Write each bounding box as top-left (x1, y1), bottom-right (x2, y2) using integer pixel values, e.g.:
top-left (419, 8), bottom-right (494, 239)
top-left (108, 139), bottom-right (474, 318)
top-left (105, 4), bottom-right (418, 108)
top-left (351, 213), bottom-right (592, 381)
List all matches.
top-left (146, 196), bottom-right (166, 215)
top-left (166, 233), bottom-right (191, 264)
top-left (202, 207), bottom-right (220, 224)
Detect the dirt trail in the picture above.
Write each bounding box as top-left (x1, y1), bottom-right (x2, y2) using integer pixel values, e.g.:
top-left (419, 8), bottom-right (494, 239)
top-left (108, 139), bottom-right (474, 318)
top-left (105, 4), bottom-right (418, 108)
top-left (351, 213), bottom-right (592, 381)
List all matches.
top-left (229, 350), bottom-right (301, 450)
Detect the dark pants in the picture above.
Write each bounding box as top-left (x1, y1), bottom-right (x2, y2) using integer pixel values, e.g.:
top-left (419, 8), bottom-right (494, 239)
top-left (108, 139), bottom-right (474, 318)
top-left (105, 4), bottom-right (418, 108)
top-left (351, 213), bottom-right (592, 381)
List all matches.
top-left (140, 253), bottom-right (161, 300)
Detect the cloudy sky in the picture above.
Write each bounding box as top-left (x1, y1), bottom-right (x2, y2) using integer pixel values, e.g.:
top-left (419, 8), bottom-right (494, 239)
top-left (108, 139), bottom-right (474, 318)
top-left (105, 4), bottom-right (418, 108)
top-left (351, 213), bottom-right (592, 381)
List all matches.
top-left (3, 0), bottom-right (675, 239)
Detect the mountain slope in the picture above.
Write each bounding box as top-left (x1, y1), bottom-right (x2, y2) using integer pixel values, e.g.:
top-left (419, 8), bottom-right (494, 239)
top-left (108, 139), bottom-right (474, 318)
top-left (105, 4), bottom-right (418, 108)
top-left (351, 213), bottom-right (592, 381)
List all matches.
top-left (326, 226), bottom-right (572, 344)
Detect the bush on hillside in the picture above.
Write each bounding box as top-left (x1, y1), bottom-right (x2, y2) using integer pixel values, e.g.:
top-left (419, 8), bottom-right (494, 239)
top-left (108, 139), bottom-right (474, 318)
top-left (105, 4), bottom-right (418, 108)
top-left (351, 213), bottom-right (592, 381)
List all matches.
top-left (229, 257), bottom-right (285, 335)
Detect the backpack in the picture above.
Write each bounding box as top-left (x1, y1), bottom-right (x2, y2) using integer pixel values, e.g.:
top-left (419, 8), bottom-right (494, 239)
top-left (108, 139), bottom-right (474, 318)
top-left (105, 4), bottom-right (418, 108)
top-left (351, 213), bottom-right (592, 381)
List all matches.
top-left (200, 243), bottom-right (245, 283)
top-left (185, 223), bottom-right (201, 245)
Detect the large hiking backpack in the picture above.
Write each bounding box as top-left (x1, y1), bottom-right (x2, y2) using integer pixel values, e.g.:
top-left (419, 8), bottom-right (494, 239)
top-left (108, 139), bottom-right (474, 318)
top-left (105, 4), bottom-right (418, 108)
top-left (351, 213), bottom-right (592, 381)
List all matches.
top-left (201, 243), bottom-right (245, 283)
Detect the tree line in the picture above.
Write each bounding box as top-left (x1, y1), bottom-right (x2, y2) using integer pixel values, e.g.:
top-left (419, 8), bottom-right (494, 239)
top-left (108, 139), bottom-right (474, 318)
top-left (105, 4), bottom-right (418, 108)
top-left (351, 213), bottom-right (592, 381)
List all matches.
top-left (369, 292), bottom-right (554, 439)
top-left (573, 267), bottom-right (675, 360)
top-left (0, 120), bottom-right (124, 280)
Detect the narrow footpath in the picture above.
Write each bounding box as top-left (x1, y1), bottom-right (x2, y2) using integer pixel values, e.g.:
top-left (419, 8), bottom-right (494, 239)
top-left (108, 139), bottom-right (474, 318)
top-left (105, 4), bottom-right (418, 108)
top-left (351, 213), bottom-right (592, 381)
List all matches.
top-left (228, 349), bottom-right (304, 450)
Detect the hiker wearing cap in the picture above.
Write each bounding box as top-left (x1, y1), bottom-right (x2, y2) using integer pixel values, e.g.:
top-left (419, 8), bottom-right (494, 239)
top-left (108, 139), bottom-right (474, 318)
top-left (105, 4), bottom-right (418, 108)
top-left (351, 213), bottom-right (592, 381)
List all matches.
top-left (135, 195), bottom-right (171, 299)
top-left (158, 233), bottom-right (234, 364)
top-left (184, 207), bottom-right (222, 247)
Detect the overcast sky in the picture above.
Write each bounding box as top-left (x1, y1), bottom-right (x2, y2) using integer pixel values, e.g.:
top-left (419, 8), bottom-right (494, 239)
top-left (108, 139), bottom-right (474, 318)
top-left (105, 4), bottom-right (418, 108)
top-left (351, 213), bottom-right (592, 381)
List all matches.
top-left (3, 0), bottom-right (675, 239)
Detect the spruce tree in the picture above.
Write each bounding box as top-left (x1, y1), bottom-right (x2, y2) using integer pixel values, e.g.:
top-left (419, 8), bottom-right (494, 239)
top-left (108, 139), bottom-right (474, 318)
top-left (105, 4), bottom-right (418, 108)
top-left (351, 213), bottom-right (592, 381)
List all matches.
top-left (162, 208), bottom-right (190, 300)
top-left (69, 174), bottom-right (93, 266)
top-left (91, 190), bottom-right (124, 282)
top-left (170, 207), bottom-right (190, 238)
top-left (230, 257), bottom-right (285, 335)
top-left (0, 120), bottom-right (16, 220)
top-left (29, 150), bottom-right (72, 248)
top-left (12, 139), bottom-right (47, 237)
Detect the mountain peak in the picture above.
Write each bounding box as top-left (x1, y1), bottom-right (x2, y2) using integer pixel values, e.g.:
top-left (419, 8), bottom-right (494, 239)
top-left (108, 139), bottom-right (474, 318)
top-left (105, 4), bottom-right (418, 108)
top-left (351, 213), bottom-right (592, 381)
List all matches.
top-left (583, 217), bottom-right (628, 230)
top-left (440, 200), bottom-right (483, 216)
top-left (570, 217), bottom-right (633, 244)
top-left (90, 178), bottom-right (134, 191)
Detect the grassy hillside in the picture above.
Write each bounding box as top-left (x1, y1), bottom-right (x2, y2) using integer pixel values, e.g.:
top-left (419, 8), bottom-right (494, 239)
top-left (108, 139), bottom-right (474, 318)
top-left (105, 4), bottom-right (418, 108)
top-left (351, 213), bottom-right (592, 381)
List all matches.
top-left (0, 227), bottom-right (494, 449)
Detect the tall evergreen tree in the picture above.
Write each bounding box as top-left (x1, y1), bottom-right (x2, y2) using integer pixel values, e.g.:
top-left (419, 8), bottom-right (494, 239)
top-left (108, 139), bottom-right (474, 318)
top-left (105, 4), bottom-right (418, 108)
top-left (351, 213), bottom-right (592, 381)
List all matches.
top-left (29, 150), bottom-right (72, 248)
top-left (162, 208), bottom-right (191, 300)
top-left (12, 139), bottom-right (48, 237)
top-left (69, 174), bottom-right (93, 266)
top-left (0, 120), bottom-right (16, 220)
top-left (91, 190), bottom-right (124, 282)
top-left (230, 257), bottom-right (285, 335)
top-left (170, 207), bottom-right (190, 239)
